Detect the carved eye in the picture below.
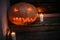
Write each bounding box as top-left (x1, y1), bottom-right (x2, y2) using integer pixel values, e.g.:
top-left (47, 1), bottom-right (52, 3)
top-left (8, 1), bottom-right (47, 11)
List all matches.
top-left (27, 7), bottom-right (32, 12)
top-left (13, 7), bottom-right (18, 13)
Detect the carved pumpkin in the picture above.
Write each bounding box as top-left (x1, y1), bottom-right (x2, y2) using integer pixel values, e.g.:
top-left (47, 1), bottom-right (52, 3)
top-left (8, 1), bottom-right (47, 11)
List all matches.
top-left (8, 2), bottom-right (38, 25)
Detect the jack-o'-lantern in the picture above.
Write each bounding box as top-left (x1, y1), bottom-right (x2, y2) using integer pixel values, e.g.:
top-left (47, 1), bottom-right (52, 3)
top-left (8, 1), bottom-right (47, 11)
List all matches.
top-left (8, 2), bottom-right (38, 25)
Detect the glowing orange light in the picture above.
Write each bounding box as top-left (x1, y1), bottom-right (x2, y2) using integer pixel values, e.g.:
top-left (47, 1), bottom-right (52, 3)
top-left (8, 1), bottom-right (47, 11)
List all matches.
top-left (38, 9), bottom-right (42, 12)
top-left (27, 7), bottom-right (32, 12)
top-left (30, 17), bottom-right (36, 22)
top-left (15, 17), bottom-right (18, 20)
top-left (13, 7), bottom-right (18, 13)
top-left (13, 17), bottom-right (15, 21)
top-left (24, 18), bottom-right (31, 22)
top-left (11, 17), bottom-right (37, 25)
top-left (37, 8), bottom-right (42, 12)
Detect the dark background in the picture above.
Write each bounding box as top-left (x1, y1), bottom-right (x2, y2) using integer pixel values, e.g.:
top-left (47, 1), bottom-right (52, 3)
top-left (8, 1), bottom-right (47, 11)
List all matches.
top-left (10, 0), bottom-right (60, 13)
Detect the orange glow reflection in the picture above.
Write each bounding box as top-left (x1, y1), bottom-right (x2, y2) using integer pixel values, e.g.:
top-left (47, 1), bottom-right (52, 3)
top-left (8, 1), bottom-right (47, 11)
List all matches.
top-left (37, 7), bottom-right (44, 13)
top-left (37, 8), bottom-right (42, 12)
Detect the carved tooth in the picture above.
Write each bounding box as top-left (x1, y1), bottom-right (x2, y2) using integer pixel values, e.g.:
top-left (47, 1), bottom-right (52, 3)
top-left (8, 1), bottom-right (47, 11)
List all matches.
top-left (30, 17), bottom-right (36, 22)
top-left (15, 17), bottom-right (18, 20)
top-left (19, 17), bottom-right (21, 21)
top-left (13, 17), bottom-right (16, 20)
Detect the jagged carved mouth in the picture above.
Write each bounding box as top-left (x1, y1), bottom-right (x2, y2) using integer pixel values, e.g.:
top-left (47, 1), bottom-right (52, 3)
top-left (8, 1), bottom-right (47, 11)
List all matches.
top-left (9, 16), bottom-right (37, 25)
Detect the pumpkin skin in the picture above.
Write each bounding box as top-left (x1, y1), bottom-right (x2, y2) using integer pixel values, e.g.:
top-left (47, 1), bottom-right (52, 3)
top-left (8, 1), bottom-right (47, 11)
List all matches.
top-left (8, 2), bottom-right (38, 25)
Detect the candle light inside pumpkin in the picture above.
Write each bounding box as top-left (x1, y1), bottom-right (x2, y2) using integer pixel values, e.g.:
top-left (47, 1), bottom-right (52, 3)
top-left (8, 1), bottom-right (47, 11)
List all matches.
top-left (39, 13), bottom-right (44, 22)
top-left (11, 32), bottom-right (16, 40)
